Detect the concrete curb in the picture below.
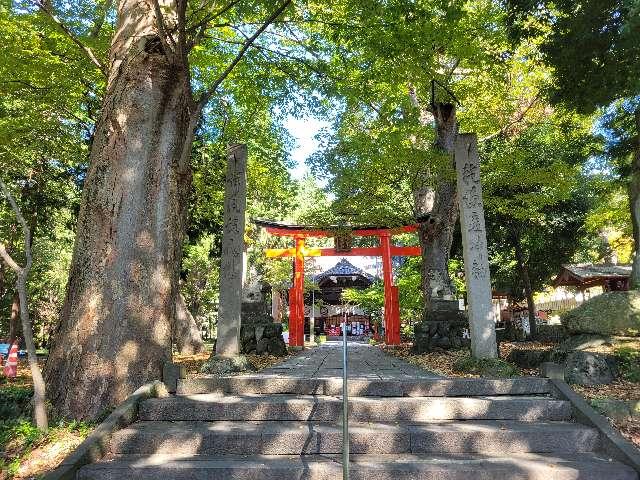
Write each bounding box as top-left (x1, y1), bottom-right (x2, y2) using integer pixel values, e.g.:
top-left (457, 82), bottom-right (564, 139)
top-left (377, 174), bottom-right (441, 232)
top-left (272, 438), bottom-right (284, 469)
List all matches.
top-left (542, 366), bottom-right (640, 474)
top-left (43, 380), bottom-right (169, 480)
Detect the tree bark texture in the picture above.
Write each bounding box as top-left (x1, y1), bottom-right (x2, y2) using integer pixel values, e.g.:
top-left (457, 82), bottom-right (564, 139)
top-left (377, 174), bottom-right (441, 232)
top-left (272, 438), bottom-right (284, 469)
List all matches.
top-left (513, 230), bottom-right (537, 339)
top-left (271, 288), bottom-right (282, 323)
top-left (418, 103), bottom-right (459, 315)
top-left (629, 107), bottom-right (640, 289)
top-left (9, 291), bottom-right (20, 343)
top-left (44, 0), bottom-right (199, 419)
top-left (174, 293), bottom-right (204, 355)
top-left (17, 274), bottom-right (48, 430)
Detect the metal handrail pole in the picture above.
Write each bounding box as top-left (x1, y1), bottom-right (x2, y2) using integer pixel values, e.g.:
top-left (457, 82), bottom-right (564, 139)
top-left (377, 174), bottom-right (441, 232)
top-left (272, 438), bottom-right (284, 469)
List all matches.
top-left (342, 308), bottom-right (349, 479)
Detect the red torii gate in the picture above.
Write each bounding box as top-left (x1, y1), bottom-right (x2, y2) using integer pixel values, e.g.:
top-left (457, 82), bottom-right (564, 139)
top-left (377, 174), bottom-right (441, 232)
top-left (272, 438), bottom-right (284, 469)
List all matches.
top-left (255, 220), bottom-right (421, 347)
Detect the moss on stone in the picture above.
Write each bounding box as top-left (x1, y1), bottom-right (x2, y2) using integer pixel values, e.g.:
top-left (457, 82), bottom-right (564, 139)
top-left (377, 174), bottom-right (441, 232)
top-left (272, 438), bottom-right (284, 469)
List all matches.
top-left (453, 355), bottom-right (519, 377)
top-left (560, 291), bottom-right (640, 337)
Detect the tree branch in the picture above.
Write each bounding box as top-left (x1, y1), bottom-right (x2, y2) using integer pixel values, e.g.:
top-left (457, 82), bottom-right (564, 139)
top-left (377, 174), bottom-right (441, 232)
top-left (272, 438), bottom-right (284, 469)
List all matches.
top-left (177, 0), bottom-right (188, 59)
top-left (34, 0), bottom-right (107, 76)
top-left (196, 0), bottom-right (292, 109)
top-left (480, 95), bottom-right (540, 143)
top-left (0, 243), bottom-right (21, 274)
top-left (0, 178), bottom-right (31, 274)
top-left (88, 0), bottom-right (114, 38)
top-left (151, 0), bottom-right (177, 58)
top-left (187, 0), bottom-right (242, 49)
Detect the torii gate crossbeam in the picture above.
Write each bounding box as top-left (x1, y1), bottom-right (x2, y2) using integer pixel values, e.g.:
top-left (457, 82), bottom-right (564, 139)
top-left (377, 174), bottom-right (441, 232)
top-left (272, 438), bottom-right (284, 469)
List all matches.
top-left (255, 220), bottom-right (421, 347)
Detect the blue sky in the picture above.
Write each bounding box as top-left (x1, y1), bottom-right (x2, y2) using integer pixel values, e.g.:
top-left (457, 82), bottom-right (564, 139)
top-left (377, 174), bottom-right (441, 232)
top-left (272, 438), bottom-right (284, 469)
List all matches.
top-left (284, 115), bottom-right (330, 180)
top-left (283, 116), bottom-right (382, 274)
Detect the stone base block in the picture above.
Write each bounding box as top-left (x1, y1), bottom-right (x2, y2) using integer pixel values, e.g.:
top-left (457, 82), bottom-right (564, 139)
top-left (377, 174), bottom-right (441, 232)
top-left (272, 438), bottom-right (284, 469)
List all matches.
top-left (413, 310), bottom-right (470, 353)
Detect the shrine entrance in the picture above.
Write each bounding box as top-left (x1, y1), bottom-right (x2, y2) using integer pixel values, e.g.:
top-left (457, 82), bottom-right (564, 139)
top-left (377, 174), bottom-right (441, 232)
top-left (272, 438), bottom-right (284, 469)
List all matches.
top-left (254, 219), bottom-right (421, 347)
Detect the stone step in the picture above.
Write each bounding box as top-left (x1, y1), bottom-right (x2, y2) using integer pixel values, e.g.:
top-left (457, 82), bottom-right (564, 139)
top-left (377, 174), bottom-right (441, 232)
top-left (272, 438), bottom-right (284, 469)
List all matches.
top-left (139, 394), bottom-right (572, 422)
top-left (177, 375), bottom-right (552, 397)
top-left (77, 453), bottom-right (639, 480)
top-left (109, 420), bottom-right (600, 455)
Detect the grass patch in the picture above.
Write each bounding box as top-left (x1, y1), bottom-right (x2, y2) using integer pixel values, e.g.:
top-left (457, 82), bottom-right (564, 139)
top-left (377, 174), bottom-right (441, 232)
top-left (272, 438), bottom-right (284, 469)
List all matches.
top-left (0, 360), bottom-right (94, 478)
top-left (0, 418), bottom-right (93, 478)
top-left (453, 355), bottom-right (519, 378)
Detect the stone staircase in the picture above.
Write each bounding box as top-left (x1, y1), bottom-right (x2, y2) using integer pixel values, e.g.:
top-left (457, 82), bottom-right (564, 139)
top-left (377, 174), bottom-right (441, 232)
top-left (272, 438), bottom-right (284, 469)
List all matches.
top-left (77, 375), bottom-right (638, 479)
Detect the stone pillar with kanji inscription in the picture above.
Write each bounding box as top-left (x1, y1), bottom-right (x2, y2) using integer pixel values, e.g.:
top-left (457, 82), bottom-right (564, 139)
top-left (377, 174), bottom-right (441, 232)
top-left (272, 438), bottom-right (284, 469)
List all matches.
top-left (455, 134), bottom-right (497, 359)
top-left (216, 144), bottom-right (247, 357)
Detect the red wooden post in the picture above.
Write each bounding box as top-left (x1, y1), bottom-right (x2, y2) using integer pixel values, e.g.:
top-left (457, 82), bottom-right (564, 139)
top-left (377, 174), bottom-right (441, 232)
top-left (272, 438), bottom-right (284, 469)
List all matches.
top-left (380, 233), bottom-right (400, 345)
top-left (391, 286), bottom-right (400, 343)
top-left (260, 221), bottom-right (421, 347)
top-left (290, 236), bottom-right (305, 347)
top-left (288, 287), bottom-right (297, 346)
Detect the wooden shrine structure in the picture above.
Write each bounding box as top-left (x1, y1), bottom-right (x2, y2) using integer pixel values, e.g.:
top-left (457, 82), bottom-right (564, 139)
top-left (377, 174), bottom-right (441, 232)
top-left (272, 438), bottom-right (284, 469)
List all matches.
top-left (254, 219), bottom-right (421, 347)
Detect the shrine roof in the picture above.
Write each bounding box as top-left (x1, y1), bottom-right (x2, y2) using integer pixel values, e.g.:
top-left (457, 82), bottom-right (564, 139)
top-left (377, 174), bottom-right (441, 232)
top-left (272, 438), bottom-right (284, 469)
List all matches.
top-left (554, 263), bottom-right (631, 287)
top-left (314, 258), bottom-right (376, 283)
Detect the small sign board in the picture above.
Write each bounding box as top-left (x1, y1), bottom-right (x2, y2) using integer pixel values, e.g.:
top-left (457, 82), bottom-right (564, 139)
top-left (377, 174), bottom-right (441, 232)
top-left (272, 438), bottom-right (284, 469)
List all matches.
top-left (334, 233), bottom-right (353, 253)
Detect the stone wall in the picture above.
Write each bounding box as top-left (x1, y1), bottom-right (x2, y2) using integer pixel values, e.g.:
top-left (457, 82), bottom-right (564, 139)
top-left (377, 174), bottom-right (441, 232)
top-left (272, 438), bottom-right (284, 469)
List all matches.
top-left (238, 295), bottom-right (287, 356)
top-left (412, 300), bottom-right (470, 353)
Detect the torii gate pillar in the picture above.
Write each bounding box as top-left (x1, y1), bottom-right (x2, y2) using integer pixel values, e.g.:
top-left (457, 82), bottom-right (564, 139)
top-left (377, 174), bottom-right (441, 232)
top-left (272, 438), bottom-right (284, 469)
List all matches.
top-left (288, 236), bottom-right (305, 348)
top-left (380, 233), bottom-right (401, 345)
top-left (259, 221), bottom-right (421, 347)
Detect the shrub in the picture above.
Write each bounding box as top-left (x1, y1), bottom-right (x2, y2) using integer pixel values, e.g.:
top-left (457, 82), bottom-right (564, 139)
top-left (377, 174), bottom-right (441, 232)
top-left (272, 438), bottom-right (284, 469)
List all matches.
top-left (615, 346), bottom-right (640, 382)
top-left (0, 386), bottom-right (33, 421)
top-left (453, 355), bottom-right (519, 377)
top-left (401, 324), bottom-right (414, 342)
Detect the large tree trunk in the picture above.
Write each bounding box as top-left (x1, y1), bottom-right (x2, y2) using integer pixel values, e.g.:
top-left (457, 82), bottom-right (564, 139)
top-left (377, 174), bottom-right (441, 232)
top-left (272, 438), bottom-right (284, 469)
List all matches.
top-left (417, 103), bottom-right (459, 315)
top-left (629, 107), bottom-right (640, 289)
top-left (174, 293), bottom-right (204, 355)
top-left (513, 229), bottom-right (537, 339)
top-left (8, 291), bottom-right (20, 343)
top-left (44, 0), bottom-right (198, 419)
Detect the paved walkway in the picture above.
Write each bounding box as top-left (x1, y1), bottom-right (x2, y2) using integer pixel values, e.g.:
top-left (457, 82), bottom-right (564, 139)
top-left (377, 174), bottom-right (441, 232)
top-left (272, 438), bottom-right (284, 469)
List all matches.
top-left (262, 341), bottom-right (440, 379)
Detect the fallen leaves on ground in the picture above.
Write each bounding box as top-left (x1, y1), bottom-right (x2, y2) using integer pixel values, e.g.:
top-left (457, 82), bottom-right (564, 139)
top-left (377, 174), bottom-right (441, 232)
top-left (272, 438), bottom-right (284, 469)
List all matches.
top-left (173, 351), bottom-right (290, 375)
top-left (573, 380), bottom-right (640, 402)
top-left (499, 340), bottom-right (555, 357)
top-left (498, 341), bottom-right (556, 376)
top-left (0, 359), bottom-right (46, 391)
top-left (246, 354), bottom-right (290, 371)
top-left (616, 420), bottom-right (640, 449)
top-left (573, 379), bottom-right (640, 448)
top-left (172, 352), bottom-right (211, 374)
top-left (381, 344), bottom-right (477, 377)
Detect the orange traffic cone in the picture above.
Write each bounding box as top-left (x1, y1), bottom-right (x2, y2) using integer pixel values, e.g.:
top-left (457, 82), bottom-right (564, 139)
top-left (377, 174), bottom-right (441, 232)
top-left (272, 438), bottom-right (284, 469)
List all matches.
top-left (3, 342), bottom-right (18, 379)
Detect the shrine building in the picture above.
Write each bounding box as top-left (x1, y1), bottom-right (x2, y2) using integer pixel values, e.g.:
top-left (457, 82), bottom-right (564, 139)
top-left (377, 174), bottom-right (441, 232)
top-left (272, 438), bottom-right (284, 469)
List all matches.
top-left (305, 258), bottom-right (376, 339)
